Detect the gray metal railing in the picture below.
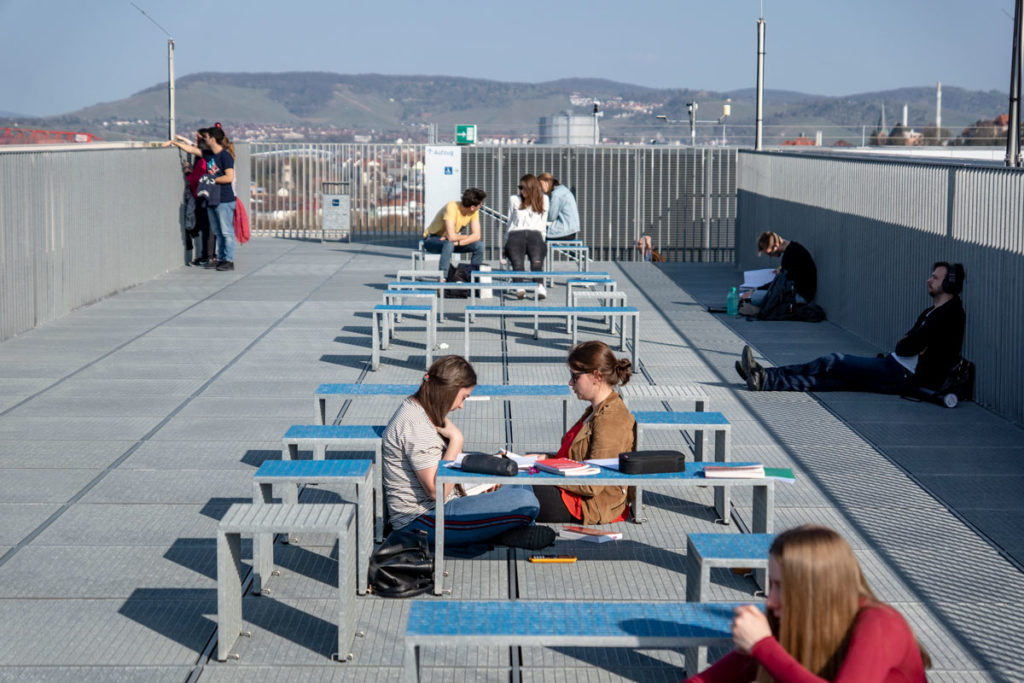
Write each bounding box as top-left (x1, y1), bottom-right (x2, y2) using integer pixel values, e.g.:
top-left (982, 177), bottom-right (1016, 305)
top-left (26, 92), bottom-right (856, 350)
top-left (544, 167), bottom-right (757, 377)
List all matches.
top-left (247, 143), bottom-right (737, 262)
top-left (737, 150), bottom-right (1024, 424)
top-left (0, 145), bottom-right (199, 341)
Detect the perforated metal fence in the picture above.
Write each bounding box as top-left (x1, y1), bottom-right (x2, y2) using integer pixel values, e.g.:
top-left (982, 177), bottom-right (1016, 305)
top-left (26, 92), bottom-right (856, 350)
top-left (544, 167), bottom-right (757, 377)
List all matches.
top-left (737, 150), bottom-right (1024, 424)
top-left (248, 143), bottom-right (737, 262)
top-left (0, 145), bottom-right (189, 341)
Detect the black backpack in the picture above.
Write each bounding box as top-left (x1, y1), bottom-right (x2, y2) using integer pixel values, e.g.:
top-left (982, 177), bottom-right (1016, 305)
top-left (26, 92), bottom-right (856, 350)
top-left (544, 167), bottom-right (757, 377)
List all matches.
top-left (757, 270), bottom-right (826, 322)
top-left (444, 263), bottom-right (479, 299)
top-left (368, 528), bottom-right (434, 598)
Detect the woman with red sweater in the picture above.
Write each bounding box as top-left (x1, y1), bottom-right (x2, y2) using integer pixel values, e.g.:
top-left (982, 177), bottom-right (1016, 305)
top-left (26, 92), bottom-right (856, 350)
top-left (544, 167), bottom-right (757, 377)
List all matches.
top-left (686, 525), bottom-right (928, 683)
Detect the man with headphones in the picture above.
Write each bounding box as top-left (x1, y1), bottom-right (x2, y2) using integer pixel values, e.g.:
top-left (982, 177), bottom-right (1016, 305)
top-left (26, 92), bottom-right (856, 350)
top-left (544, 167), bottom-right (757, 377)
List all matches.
top-left (738, 262), bottom-right (966, 394)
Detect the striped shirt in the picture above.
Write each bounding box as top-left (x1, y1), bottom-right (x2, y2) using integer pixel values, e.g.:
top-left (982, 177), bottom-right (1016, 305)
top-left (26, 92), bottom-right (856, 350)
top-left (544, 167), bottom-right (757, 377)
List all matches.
top-left (382, 397), bottom-right (457, 529)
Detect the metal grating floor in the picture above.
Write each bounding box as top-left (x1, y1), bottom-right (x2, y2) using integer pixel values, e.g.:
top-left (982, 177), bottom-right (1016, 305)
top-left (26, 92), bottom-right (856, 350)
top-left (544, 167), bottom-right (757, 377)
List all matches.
top-left (0, 242), bottom-right (1018, 681)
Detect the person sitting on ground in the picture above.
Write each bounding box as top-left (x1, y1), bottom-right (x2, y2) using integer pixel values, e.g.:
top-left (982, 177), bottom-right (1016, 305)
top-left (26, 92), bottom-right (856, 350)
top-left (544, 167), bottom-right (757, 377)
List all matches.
top-left (422, 188), bottom-right (486, 276)
top-left (636, 234), bottom-right (662, 262)
top-left (685, 525), bottom-right (929, 683)
top-left (741, 231), bottom-right (817, 305)
top-left (381, 355), bottom-right (540, 547)
top-left (525, 340), bottom-right (637, 524)
top-left (539, 172), bottom-right (580, 242)
top-left (737, 262), bottom-right (965, 394)
top-left (504, 174), bottom-right (550, 299)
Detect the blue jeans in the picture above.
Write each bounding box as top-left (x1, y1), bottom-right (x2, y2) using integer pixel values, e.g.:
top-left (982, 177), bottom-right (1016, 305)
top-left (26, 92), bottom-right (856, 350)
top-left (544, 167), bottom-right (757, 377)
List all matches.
top-left (405, 485), bottom-right (539, 547)
top-left (422, 235), bottom-right (484, 274)
top-left (762, 353), bottom-right (912, 393)
top-left (208, 202), bottom-right (236, 263)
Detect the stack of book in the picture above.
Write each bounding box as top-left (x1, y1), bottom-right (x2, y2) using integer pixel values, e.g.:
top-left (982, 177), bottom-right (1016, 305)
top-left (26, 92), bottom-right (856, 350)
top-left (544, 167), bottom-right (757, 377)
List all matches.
top-left (535, 458), bottom-right (601, 476)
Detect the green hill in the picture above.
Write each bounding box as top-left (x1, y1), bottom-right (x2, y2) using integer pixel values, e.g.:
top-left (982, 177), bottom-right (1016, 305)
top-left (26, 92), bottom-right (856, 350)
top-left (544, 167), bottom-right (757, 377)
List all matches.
top-left (2, 72), bottom-right (1011, 142)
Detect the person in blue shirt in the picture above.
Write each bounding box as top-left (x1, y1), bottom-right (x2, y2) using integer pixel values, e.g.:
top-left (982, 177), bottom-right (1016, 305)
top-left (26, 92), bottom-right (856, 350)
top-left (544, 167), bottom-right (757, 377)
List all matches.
top-left (538, 172), bottom-right (579, 242)
top-left (202, 127), bottom-right (237, 271)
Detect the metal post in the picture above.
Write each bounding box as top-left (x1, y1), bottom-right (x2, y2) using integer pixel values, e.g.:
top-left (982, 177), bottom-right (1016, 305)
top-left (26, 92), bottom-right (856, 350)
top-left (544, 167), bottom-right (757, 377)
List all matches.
top-left (755, 18), bottom-right (766, 151)
top-left (1006, 0), bottom-right (1023, 166)
top-left (168, 39), bottom-right (176, 140)
top-left (702, 149), bottom-right (712, 261)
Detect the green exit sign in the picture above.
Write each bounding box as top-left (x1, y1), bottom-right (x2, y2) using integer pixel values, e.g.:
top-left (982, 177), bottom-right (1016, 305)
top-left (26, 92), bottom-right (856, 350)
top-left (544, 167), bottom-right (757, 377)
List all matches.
top-left (455, 124), bottom-right (477, 145)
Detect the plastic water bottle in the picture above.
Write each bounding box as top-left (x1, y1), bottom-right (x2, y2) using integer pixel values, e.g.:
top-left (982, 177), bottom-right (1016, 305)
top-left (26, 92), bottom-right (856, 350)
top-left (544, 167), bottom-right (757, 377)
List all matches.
top-left (726, 287), bottom-right (739, 316)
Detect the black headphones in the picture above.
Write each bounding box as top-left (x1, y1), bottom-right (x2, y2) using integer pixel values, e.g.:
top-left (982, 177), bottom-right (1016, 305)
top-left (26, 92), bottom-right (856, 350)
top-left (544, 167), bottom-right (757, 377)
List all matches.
top-left (941, 262), bottom-right (965, 295)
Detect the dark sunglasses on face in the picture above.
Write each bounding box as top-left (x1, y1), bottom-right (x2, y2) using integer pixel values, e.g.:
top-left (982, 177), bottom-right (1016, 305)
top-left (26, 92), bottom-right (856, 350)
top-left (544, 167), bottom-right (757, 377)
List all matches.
top-left (569, 370), bottom-right (584, 383)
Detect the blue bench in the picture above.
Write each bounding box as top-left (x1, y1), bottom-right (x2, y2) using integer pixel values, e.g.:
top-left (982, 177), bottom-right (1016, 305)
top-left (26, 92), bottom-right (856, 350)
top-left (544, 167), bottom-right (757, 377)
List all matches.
top-left (547, 243), bottom-right (591, 271)
top-left (434, 462), bottom-right (775, 595)
top-left (404, 600), bottom-right (742, 681)
top-left (464, 305), bottom-right (639, 367)
top-left (252, 459), bottom-right (375, 595)
top-left (314, 382), bottom-right (573, 430)
top-left (282, 424), bottom-right (387, 541)
top-left (686, 533), bottom-right (774, 602)
top-left (372, 304), bottom-right (436, 371)
top-left (634, 411), bottom-right (731, 522)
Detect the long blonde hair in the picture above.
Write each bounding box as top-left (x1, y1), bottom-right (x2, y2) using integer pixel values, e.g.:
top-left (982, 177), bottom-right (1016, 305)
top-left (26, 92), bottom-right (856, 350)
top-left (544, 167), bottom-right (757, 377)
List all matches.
top-left (758, 526), bottom-right (929, 681)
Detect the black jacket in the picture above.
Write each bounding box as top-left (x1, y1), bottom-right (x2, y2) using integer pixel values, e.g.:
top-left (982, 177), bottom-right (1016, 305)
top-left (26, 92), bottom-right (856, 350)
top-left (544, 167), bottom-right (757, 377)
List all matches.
top-left (894, 297), bottom-right (966, 389)
top-left (779, 241), bottom-right (817, 302)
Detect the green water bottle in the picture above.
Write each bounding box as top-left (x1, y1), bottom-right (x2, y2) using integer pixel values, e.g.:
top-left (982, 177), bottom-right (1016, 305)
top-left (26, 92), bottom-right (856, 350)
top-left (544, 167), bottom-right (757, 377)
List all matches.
top-left (726, 287), bottom-right (739, 316)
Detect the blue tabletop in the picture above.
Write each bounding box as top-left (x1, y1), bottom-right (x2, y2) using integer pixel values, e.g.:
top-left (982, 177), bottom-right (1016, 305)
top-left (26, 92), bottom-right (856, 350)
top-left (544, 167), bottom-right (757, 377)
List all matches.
top-left (255, 458), bottom-right (372, 479)
top-left (466, 306), bottom-right (637, 313)
top-left (316, 383), bottom-right (572, 397)
top-left (407, 601), bottom-right (742, 638)
top-left (284, 424), bottom-right (386, 439)
top-left (633, 411), bottom-right (729, 426)
top-left (437, 461), bottom-right (765, 482)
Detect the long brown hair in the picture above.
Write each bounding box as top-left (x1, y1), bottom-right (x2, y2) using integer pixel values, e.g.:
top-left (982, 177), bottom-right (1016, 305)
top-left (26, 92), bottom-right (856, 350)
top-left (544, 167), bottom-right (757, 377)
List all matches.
top-left (412, 355), bottom-right (477, 427)
top-left (567, 340), bottom-right (631, 387)
top-left (518, 174), bottom-right (545, 213)
top-left (759, 526), bottom-right (929, 681)
top-left (207, 126), bottom-right (236, 159)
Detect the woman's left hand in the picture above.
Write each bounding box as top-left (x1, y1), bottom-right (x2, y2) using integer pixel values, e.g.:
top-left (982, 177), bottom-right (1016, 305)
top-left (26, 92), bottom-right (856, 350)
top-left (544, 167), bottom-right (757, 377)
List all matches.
top-left (731, 604), bottom-right (772, 654)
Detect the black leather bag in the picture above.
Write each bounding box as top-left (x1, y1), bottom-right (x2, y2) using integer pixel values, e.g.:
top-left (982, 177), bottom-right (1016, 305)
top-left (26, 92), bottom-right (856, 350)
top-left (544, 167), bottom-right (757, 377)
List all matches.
top-left (368, 528), bottom-right (434, 598)
top-left (460, 453), bottom-right (518, 476)
top-left (444, 263), bottom-right (480, 299)
top-left (618, 450), bottom-right (686, 474)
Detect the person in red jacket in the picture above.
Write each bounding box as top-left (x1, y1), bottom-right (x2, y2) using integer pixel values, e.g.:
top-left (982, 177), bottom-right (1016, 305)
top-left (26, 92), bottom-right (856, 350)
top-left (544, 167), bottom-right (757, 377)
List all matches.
top-left (686, 525), bottom-right (929, 683)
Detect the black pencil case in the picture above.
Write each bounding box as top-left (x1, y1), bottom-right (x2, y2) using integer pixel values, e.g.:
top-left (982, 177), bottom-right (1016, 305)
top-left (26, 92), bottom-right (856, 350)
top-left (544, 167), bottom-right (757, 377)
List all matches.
top-left (618, 450), bottom-right (686, 474)
top-left (461, 453), bottom-right (519, 476)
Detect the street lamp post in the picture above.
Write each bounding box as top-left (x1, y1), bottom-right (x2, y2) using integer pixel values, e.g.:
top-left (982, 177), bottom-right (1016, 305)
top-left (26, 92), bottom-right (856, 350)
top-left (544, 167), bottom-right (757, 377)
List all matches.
top-left (655, 104), bottom-right (730, 146)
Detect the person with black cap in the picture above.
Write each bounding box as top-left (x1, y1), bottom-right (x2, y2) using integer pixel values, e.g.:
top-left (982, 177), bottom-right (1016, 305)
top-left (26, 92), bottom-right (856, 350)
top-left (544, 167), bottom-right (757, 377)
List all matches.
top-left (738, 262), bottom-right (966, 395)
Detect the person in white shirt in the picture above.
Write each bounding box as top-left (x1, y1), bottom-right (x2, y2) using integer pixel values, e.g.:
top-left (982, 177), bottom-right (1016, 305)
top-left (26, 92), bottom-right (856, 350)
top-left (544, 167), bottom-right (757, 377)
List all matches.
top-left (504, 174), bottom-right (551, 299)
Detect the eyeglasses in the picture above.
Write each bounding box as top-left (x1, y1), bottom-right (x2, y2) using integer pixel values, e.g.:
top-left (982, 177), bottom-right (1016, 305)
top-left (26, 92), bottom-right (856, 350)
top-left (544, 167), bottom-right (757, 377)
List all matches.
top-left (569, 370), bottom-right (585, 383)
top-left (517, 185), bottom-right (524, 190)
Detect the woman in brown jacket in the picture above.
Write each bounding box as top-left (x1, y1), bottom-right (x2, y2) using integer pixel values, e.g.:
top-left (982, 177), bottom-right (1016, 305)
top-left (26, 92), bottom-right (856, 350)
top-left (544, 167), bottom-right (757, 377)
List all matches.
top-left (528, 340), bottom-right (637, 524)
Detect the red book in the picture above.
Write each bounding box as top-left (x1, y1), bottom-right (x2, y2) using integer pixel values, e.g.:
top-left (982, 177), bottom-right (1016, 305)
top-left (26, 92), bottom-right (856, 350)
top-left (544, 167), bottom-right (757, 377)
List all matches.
top-left (535, 458), bottom-right (600, 476)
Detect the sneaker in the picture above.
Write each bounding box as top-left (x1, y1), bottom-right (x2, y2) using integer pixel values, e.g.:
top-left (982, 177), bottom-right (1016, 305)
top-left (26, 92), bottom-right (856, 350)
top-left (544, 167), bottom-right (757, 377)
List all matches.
top-left (492, 525), bottom-right (556, 550)
top-left (203, 259), bottom-right (220, 269)
top-left (537, 284), bottom-right (547, 300)
top-left (746, 365), bottom-right (764, 392)
top-left (216, 260), bottom-right (235, 271)
top-left (516, 288), bottom-right (526, 300)
top-left (192, 258), bottom-right (208, 266)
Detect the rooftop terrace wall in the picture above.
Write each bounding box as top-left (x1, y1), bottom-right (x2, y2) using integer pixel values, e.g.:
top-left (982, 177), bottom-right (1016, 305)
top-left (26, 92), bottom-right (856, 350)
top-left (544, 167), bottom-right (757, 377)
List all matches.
top-left (0, 145), bottom-right (251, 342)
top-left (737, 150), bottom-right (1024, 424)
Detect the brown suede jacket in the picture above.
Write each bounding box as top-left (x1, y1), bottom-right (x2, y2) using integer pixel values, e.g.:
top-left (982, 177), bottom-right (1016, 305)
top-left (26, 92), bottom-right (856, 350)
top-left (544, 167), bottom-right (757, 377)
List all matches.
top-left (560, 391), bottom-right (637, 524)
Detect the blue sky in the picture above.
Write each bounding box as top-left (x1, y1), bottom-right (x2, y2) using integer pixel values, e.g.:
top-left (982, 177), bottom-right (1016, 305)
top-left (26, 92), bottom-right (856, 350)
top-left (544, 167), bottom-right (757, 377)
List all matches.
top-left (0, 0), bottom-right (1013, 117)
